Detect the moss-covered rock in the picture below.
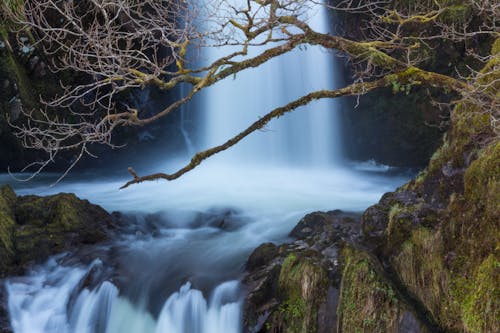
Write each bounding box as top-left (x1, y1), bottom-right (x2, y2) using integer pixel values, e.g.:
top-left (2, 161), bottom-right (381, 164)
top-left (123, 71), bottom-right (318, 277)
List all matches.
top-left (0, 186), bottom-right (16, 275)
top-left (247, 243), bottom-right (279, 271)
top-left (0, 185), bottom-right (114, 277)
top-left (243, 211), bottom-right (361, 333)
top-left (269, 252), bottom-right (330, 333)
top-left (243, 210), bottom-right (434, 333)
top-left (337, 246), bottom-right (429, 333)
top-left (360, 40), bottom-right (500, 333)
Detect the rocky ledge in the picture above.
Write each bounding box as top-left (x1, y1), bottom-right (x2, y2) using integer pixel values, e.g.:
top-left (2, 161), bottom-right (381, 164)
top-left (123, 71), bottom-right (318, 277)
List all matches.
top-left (242, 210), bottom-right (430, 333)
top-left (0, 185), bottom-right (115, 278)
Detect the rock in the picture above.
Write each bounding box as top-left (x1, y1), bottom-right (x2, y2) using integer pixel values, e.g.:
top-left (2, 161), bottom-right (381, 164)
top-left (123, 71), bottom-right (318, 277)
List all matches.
top-left (243, 210), bottom-right (361, 333)
top-left (246, 243), bottom-right (278, 272)
top-left (8, 97), bottom-right (22, 121)
top-left (0, 185), bottom-right (115, 277)
top-left (28, 56), bottom-right (40, 72)
top-left (33, 61), bottom-right (47, 78)
top-left (0, 285), bottom-right (10, 333)
top-left (243, 208), bottom-right (435, 333)
top-left (361, 190), bottom-right (419, 244)
top-left (337, 246), bottom-right (430, 333)
top-left (290, 210), bottom-right (360, 243)
top-left (0, 186), bottom-right (16, 277)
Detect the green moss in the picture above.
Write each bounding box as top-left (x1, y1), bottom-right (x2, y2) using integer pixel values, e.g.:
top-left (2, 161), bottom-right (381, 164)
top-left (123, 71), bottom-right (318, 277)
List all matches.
top-left (392, 228), bottom-right (454, 325)
top-left (2, 0), bottom-right (24, 13)
top-left (388, 117), bottom-right (498, 331)
top-left (0, 185), bottom-right (16, 254)
top-left (492, 39), bottom-right (500, 55)
top-left (16, 193), bottom-right (85, 230)
top-left (267, 252), bottom-right (329, 333)
top-left (0, 185), bottom-right (17, 276)
top-left (464, 141), bottom-right (500, 205)
top-left (1, 50), bottom-right (37, 109)
top-left (461, 255), bottom-right (499, 332)
top-left (386, 204), bottom-right (413, 249)
top-left (337, 247), bottom-right (405, 333)
top-left (439, 5), bottom-right (472, 24)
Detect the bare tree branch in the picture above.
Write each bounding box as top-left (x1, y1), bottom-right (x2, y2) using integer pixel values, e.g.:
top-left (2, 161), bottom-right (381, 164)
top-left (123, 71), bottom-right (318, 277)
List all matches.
top-left (3, 0), bottom-right (498, 187)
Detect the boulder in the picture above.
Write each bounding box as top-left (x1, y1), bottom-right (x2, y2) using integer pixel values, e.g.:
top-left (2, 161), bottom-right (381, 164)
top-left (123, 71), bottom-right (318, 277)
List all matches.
top-left (0, 185), bottom-right (115, 277)
top-left (243, 211), bottom-right (360, 333)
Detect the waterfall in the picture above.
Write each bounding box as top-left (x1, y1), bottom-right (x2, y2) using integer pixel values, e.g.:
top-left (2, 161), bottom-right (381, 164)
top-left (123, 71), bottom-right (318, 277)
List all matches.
top-left (200, 3), bottom-right (341, 166)
top-left (6, 259), bottom-right (241, 333)
top-left (3, 2), bottom-right (412, 333)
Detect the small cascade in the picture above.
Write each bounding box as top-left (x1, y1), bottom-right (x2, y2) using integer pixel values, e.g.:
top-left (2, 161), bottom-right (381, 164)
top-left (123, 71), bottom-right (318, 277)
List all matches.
top-left (5, 259), bottom-right (241, 333)
top-left (155, 281), bottom-right (241, 333)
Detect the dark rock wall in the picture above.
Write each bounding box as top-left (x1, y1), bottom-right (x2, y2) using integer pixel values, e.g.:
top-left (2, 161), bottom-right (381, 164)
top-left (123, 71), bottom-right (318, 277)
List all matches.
top-left (0, 19), bottom-right (196, 174)
top-left (335, 0), bottom-right (494, 168)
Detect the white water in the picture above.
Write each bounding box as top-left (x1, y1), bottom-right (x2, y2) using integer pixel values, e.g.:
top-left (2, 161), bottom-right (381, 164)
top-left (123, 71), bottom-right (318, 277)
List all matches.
top-left (201, 1), bottom-right (340, 166)
top-left (6, 258), bottom-right (240, 333)
top-left (2, 2), bottom-right (411, 333)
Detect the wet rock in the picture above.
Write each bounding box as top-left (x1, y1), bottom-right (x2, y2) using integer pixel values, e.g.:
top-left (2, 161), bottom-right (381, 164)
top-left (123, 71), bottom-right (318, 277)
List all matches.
top-left (243, 207), bottom-right (435, 333)
top-left (361, 190), bottom-right (419, 244)
top-left (0, 185), bottom-right (115, 277)
top-left (0, 285), bottom-right (11, 333)
top-left (247, 243), bottom-right (278, 272)
top-left (243, 210), bottom-right (361, 333)
top-left (192, 208), bottom-right (248, 231)
top-left (8, 97), bottom-right (22, 121)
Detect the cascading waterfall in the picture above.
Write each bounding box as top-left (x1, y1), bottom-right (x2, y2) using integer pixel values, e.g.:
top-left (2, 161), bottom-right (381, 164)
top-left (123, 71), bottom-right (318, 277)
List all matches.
top-left (3, 2), bottom-right (410, 333)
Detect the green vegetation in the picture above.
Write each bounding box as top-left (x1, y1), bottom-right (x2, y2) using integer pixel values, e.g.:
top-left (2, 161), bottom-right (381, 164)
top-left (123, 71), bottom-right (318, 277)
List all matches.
top-left (263, 252), bottom-right (329, 333)
top-left (367, 39), bottom-right (500, 332)
top-left (0, 185), bottom-right (112, 277)
top-left (337, 247), bottom-right (413, 333)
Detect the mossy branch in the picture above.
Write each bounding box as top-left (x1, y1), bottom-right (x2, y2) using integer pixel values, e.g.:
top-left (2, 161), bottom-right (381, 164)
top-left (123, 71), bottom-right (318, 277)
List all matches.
top-left (120, 67), bottom-right (468, 188)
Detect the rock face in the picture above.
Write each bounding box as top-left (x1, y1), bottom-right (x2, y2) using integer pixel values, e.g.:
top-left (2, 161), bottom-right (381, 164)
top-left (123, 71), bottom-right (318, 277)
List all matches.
top-left (359, 40), bottom-right (499, 333)
top-left (242, 211), bottom-right (429, 333)
top-left (0, 185), bottom-right (115, 278)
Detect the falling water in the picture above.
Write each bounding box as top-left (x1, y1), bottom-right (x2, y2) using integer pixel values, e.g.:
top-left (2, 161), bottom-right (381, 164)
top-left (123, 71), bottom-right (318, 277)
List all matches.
top-left (6, 259), bottom-right (241, 333)
top-left (201, 4), bottom-right (341, 166)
